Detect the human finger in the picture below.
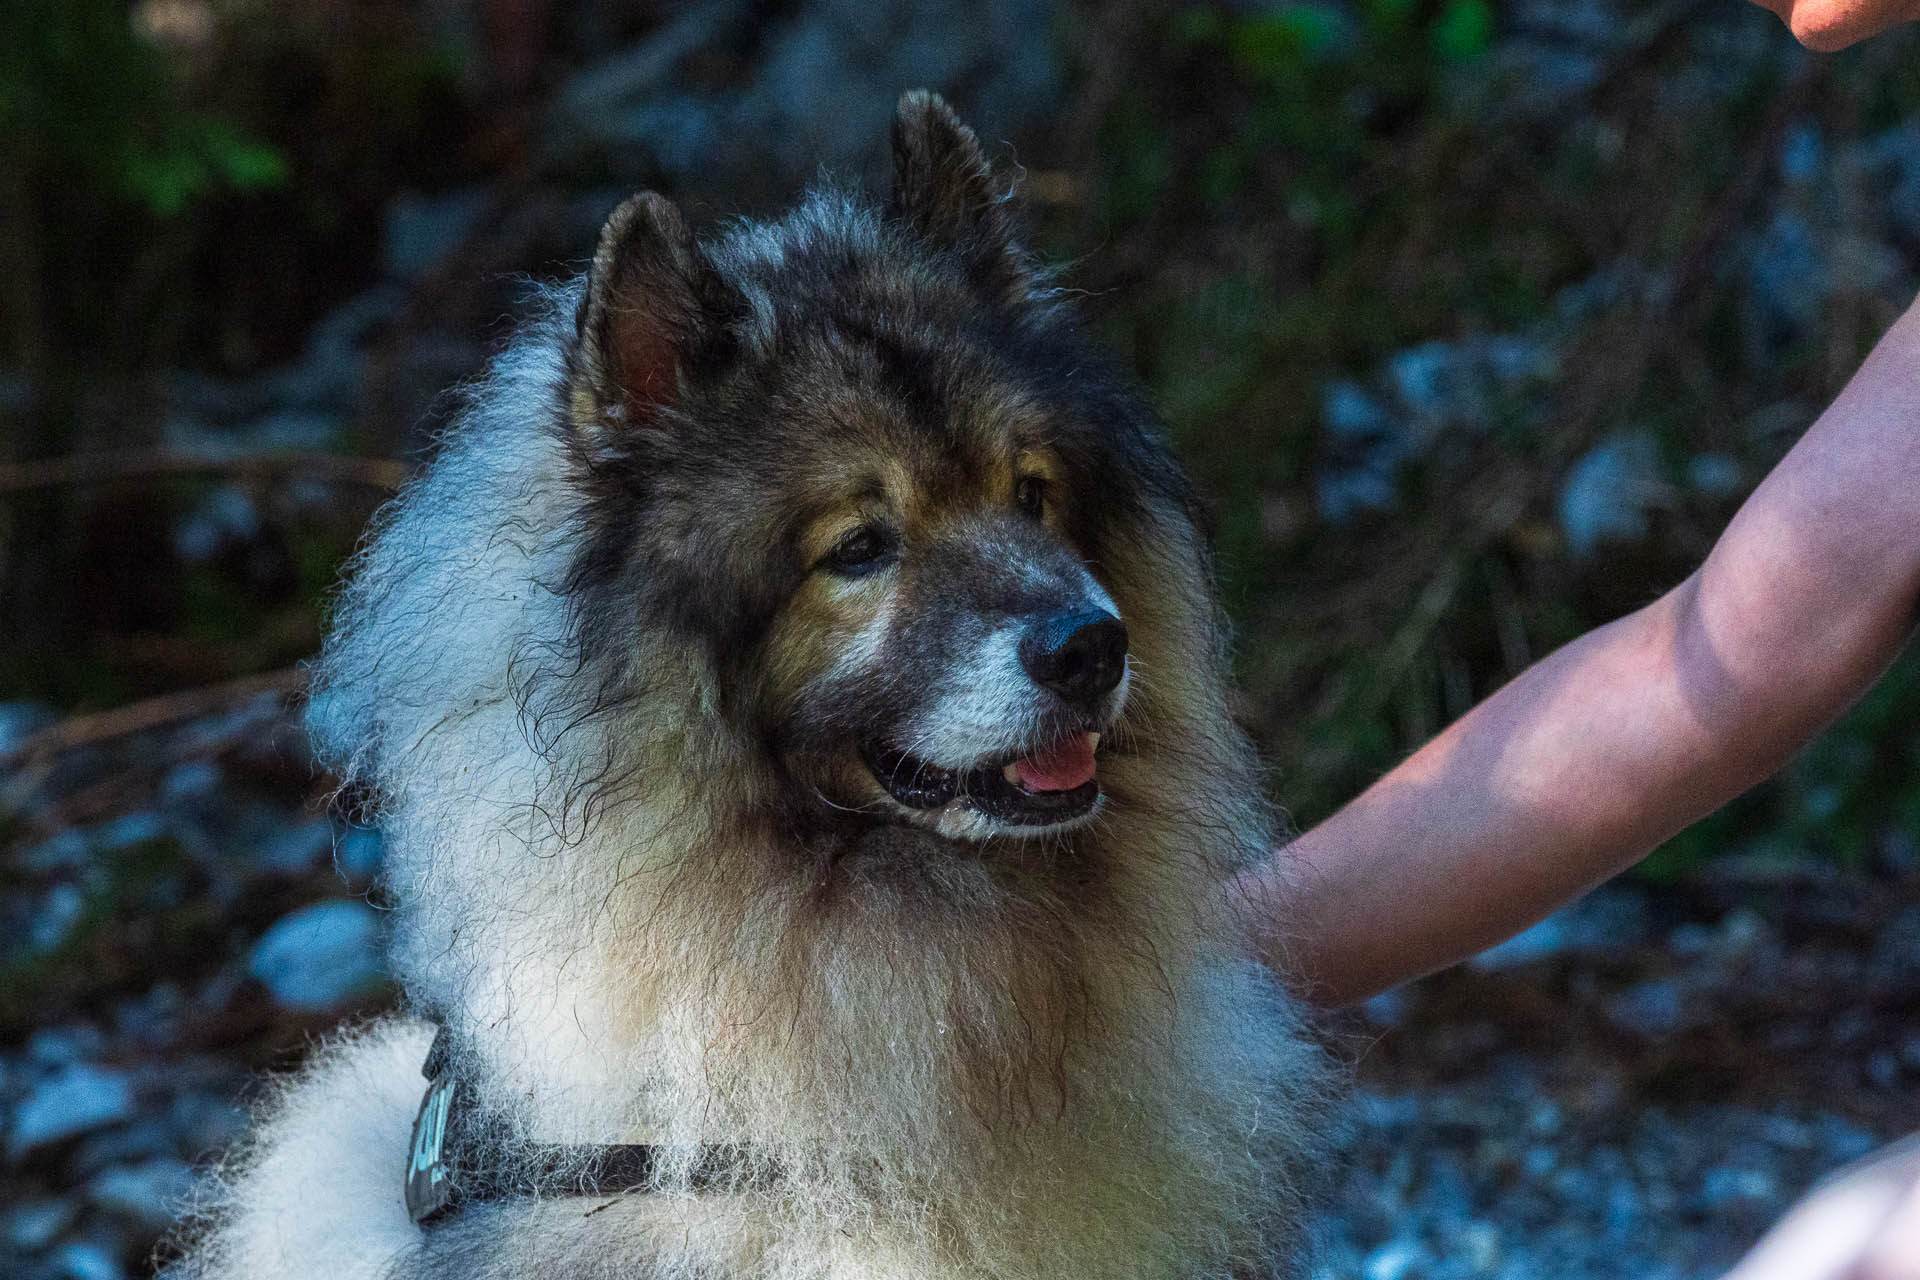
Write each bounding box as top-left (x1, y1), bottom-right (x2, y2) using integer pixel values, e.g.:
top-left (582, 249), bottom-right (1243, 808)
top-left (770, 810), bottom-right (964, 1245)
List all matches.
top-left (1722, 1137), bottom-right (1920, 1280)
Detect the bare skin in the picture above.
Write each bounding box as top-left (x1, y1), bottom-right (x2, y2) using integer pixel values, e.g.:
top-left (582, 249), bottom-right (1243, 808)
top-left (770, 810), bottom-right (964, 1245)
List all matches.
top-left (1724, 1137), bottom-right (1920, 1280)
top-left (1243, 292), bottom-right (1920, 1007)
top-left (1238, 289), bottom-right (1920, 1280)
top-left (1235, 11), bottom-right (1920, 1274)
top-left (1751, 0), bottom-right (1920, 50)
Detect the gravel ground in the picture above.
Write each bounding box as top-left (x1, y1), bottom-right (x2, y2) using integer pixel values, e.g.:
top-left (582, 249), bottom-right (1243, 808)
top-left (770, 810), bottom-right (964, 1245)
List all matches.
top-left (1315, 865), bottom-right (1917, 1279)
top-left (7, 2), bottom-right (1918, 1274)
top-left (2, 695), bottom-right (1914, 1279)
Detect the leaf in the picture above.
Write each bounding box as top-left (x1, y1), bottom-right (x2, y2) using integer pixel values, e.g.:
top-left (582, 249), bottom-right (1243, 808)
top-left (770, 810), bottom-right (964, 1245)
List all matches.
top-left (204, 133), bottom-right (288, 191)
top-left (118, 143), bottom-right (211, 217)
top-left (1432, 0), bottom-right (1494, 63)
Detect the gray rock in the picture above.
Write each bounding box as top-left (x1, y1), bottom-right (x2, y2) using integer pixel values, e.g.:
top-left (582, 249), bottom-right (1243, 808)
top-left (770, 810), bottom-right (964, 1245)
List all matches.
top-left (169, 1089), bottom-right (249, 1156)
top-left (548, 3), bottom-right (745, 165)
top-left (383, 188), bottom-right (493, 282)
top-left (22, 831), bottom-right (90, 874)
top-left (28, 883), bottom-right (85, 954)
top-left (89, 812), bottom-right (165, 854)
top-left (111, 984), bottom-right (184, 1048)
top-left (1716, 907), bottom-right (1771, 958)
top-left (1361, 986), bottom-right (1412, 1028)
top-left (1699, 1164), bottom-right (1777, 1210)
top-left (1317, 332), bottom-right (1555, 524)
top-left (173, 486), bottom-right (261, 563)
top-left (1315, 463), bottom-right (1399, 523)
top-left (164, 400), bottom-right (343, 460)
top-left (1472, 888), bottom-right (1651, 969)
top-left (7, 1064), bottom-right (136, 1160)
top-left (5, 1197), bottom-right (78, 1252)
top-left (1876, 827), bottom-right (1919, 877)
top-left (276, 285), bottom-right (404, 414)
top-left (1853, 121), bottom-right (1920, 244)
top-left (547, 0), bottom-right (1064, 195)
top-left (1549, 261), bottom-right (1651, 330)
top-left (1686, 452), bottom-right (1743, 498)
top-left (1872, 905), bottom-right (1920, 974)
top-left (1315, 379), bottom-right (1404, 521)
top-left (1813, 1114), bottom-right (1878, 1165)
top-left (1603, 978), bottom-right (1690, 1038)
top-left (334, 826), bottom-right (384, 883)
top-left (1323, 379), bottom-right (1393, 441)
top-left (47, 1240), bottom-right (122, 1280)
top-left (70, 1115), bottom-right (175, 1177)
top-left (1779, 119), bottom-right (1825, 187)
top-left (167, 371), bottom-right (271, 425)
top-left (88, 1157), bottom-right (195, 1232)
top-left (1557, 431), bottom-right (1670, 557)
top-left (175, 691), bottom-right (289, 756)
top-left (157, 760), bottom-right (223, 810)
top-left (0, 701), bottom-right (57, 754)
top-left (248, 899), bottom-right (387, 1010)
top-left (1743, 209), bottom-right (1824, 343)
top-left (1386, 335), bottom-right (1548, 429)
top-left (1363, 1240), bottom-right (1426, 1280)
top-left (254, 817), bottom-right (335, 877)
top-left (168, 771), bottom-right (337, 887)
top-left (0, 368), bottom-right (34, 416)
top-left (1826, 232), bottom-right (1902, 295)
top-left (25, 1025), bottom-right (106, 1066)
top-left (241, 409), bottom-right (343, 453)
top-left (158, 287), bottom-right (394, 432)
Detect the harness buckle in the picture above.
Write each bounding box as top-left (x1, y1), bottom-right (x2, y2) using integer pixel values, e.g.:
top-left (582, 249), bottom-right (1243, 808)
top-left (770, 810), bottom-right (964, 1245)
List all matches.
top-left (405, 1031), bottom-right (460, 1225)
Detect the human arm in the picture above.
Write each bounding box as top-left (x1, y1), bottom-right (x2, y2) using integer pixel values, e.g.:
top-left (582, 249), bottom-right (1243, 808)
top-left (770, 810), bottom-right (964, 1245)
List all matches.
top-left (1722, 1134), bottom-right (1920, 1280)
top-left (1237, 293), bottom-right (1920, 1008)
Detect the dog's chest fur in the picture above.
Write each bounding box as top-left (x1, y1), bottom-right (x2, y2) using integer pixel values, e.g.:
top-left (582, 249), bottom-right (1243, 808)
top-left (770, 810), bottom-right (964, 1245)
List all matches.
top-left (167, 93), bottom-right (1337, 1280)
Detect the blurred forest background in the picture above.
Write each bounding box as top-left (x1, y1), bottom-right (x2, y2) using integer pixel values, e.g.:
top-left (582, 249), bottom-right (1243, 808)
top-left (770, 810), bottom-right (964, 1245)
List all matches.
top-left (1, 2), bottom-right (1917, 1278)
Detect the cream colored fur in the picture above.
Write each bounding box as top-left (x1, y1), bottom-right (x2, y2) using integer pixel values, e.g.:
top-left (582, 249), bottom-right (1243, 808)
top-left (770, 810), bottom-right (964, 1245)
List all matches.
top-left (167, 281), bottom-right (1336, 1280)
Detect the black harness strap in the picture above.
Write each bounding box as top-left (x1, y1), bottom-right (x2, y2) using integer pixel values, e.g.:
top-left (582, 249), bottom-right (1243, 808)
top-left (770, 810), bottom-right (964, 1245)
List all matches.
top-left (405, 1027), bottom-right (759, 1226)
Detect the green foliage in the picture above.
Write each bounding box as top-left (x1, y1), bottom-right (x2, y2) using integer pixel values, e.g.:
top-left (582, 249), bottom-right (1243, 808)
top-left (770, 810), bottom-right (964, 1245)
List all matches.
top-left (1067, 3), bottom-right (1920, 871)
top-left (0, 0), bottom-right (287, 218)
top-left (1430, 0), bottom-right (1494, 63)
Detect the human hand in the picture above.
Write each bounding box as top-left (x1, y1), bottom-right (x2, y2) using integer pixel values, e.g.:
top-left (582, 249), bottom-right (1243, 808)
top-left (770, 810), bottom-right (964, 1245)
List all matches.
top-left (1722, 1134), bottom-right (1920, 1280)
top-left (1747, 0), bottom-right (1920, 50)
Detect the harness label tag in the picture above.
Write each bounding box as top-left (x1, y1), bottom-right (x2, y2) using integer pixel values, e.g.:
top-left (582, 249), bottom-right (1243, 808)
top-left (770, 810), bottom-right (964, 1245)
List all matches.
top-left (405, 1072), bottom-right (458, 1225)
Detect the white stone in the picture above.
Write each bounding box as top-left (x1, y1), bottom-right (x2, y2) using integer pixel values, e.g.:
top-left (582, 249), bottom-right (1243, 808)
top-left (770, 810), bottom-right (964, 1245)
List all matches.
top-left (7, 1064), bottom-right (136, 1159)
top-left (248, 899), bottom-right (386, 1010)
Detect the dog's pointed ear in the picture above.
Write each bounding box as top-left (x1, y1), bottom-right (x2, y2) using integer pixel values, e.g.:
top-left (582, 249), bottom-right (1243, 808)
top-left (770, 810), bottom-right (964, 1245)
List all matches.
top-left (889, 90), bottom-right (1034, 306)
top-left (574, 192), bottom-right (737, 431)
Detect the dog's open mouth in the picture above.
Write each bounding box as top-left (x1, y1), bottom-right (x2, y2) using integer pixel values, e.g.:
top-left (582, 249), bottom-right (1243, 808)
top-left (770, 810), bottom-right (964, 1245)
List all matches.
top-left (860, 732), bottom-right (1102, 826)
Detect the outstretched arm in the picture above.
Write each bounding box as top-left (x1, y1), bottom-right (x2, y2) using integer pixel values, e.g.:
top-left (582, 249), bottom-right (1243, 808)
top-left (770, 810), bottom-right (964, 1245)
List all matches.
top-left (1239, 293), bottom-right (1920, 1008)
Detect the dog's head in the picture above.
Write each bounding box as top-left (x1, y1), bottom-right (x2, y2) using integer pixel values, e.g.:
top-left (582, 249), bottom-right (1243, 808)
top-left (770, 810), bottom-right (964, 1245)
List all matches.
top-left (559, 92), bottom-right (1225, 846)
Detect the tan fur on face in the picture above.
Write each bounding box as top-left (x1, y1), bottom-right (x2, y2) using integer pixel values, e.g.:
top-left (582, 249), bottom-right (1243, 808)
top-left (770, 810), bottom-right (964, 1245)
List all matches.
top-left (170, 189), bottom-right (1338, 1280)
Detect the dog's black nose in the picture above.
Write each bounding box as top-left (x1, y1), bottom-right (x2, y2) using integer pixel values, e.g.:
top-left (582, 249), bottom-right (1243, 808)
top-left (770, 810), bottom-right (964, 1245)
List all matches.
top-left (1020, 610), bottom-right (1128, 704)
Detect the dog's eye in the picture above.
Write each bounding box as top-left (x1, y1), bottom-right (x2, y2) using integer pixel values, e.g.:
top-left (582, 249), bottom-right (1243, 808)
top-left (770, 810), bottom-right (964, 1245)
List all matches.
top-left (820, 524), bottom-right (895, 577)
top-left (1015, 476), bottom-right (1048, 519)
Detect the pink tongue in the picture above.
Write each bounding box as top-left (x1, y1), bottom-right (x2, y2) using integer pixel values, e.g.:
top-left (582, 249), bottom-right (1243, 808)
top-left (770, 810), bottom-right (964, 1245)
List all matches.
top-left (1012, 733), bottom-right (1098, 792)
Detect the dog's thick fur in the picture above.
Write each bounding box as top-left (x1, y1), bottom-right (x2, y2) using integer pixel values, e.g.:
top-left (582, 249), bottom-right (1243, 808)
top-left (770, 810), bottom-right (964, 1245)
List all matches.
top-left (169, 93), bottom-right (1336, 1280)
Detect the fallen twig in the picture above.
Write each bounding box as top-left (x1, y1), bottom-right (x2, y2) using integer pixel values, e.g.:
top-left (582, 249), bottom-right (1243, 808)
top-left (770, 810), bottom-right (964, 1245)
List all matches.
top-left (0, 450), bottom-right (407, 495)
top-left (0, 667), bottom-right (306, 769)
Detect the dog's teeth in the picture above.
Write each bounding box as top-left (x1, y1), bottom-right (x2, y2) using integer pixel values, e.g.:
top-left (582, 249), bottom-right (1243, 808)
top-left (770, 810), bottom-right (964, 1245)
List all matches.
top-left (1003, 762), bottom-right (1022, 784)
top-left (1089, 732), bottom-right (1101, 752)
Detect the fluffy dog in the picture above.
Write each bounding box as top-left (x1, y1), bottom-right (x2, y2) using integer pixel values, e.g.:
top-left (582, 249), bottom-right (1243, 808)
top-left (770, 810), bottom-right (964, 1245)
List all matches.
top-left (170, 91), bottom-right (1336, 1280)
